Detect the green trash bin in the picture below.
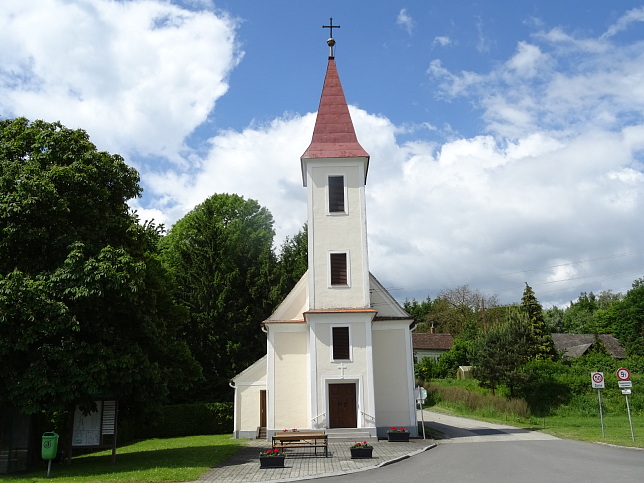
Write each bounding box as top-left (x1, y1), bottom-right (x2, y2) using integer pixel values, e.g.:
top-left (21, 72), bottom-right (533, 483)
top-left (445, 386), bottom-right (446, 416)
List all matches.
top-left (42, 432), bottom-right (59, 460)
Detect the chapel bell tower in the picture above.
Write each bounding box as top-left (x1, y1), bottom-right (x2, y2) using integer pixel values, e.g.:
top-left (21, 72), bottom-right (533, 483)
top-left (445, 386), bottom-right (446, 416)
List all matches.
top-left (300, 22), bottom-right (371, 311)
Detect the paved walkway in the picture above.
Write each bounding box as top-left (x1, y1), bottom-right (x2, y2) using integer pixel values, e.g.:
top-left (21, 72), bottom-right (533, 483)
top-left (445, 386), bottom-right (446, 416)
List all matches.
top-left (198, 437), bottom-right (436, 483)
top-left (423, 410), bottom-right (559, 443)
top-left (197, 410), bottom-right (557, 482)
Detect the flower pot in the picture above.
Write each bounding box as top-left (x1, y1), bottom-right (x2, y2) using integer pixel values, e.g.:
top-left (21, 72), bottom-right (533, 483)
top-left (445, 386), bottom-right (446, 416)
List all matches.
top-left (259, 455), bottom-right (285, 468)
top-left (350, 447), bottom-right (373, 459)
top-left (387, 432), bottom-right (410, 442)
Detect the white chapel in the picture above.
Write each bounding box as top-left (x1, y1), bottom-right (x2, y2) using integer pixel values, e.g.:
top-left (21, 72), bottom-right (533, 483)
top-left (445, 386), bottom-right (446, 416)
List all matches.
top-left (231, 33), bottom-right (417, 440)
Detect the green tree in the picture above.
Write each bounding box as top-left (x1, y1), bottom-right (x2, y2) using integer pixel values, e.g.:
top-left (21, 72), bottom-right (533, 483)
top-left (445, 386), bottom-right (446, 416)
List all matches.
top-left (613, 278), bottom-right (644, 356)
top-left (544, 306), bottom-right (565, 333)
top-left (520, 283), bottom-right (557, 360)
top-left (273, 223), bottom-right (308, 302)
top-left (0, 118), bottom-right (199, 415)
top-left (405, 286), bottom-right (501, 336)
top-left (515, 359), bottom-right (571, 416)
top-left (562, 292), bottom-right (599, 333)
top-left (472, 310), bottom-right (535, 396)
top-left (0, 119), bottom-right (140, 274)
top-left (160, 193), bottom-right (277, 401)
top-left (403, 296), bottom-right (435, 331)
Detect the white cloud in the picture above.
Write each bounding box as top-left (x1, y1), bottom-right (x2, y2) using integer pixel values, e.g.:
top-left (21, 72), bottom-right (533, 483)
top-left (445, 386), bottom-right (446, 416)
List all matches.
top-left (0, 0), bottom-right (241, 164)
top-left (143, 112), bottom-right (314, 243)
top-left (601, 7), bottom-right (644, 39)
top-left (505, 42), bottom-right (549, 79)
top-left (397, 8), bottom-right (414, 36)
top-left (432, 36), bottom-right (452, 48)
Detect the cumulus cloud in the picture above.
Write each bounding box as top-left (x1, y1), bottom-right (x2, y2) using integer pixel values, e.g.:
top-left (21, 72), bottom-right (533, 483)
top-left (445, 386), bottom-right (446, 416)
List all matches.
top-left (143, 112), bottom-right (315, 242)
top-left (0, 0), bottom-right (241, 164)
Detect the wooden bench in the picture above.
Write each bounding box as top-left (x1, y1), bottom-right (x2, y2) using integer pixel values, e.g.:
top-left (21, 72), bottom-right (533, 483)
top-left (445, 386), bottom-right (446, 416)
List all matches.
top-left (271, 431), bottom-right (328, 457)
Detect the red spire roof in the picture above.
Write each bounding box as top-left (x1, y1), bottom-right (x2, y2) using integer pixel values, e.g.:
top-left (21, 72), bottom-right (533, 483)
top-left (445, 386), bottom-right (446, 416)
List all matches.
top-left (301, 58), bottom-right (370, 160)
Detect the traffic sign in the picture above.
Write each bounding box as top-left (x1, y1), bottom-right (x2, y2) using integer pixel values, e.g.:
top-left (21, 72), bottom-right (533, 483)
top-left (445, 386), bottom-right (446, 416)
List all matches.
top-left (617, 368), bottom-right (631, 381)
top-left (618, 380), bottom-right (633, 388)
top-left (622, 389), bottom-right (632, 395)
top-left (591, 372), bottom-right (605, 389)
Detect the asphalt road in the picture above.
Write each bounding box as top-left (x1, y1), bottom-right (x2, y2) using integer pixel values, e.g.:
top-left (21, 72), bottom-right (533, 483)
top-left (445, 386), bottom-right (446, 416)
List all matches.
top-left (310, 411), bottom-right (644, 482)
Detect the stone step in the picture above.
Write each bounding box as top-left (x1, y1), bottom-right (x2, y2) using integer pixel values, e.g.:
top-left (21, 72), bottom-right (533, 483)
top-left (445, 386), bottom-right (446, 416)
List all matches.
top-left (325, 428), bottom-right (374, 440)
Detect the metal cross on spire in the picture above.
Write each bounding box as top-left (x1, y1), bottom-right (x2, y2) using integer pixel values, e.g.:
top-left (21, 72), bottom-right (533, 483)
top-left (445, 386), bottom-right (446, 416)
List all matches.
top-left (322, 17), bottom-right (341, 38)
top-left (322, 17), bottom-right (340, 58)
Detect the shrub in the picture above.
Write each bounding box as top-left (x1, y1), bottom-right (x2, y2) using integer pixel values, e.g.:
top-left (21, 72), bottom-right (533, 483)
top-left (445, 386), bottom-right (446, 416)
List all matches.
top-left (155, 403), bottom-right (233, 438)
top-left (424, 381), bottom-right (530, 419)
top-left (125, 402), bottom-right (233, 440)
top-left (515, 360), bottom-right (572, 416)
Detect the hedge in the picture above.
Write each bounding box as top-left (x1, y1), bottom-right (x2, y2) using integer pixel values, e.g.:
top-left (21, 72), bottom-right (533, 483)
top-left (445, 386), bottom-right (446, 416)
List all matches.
top-left (123, 402), bottom-right (233, 440)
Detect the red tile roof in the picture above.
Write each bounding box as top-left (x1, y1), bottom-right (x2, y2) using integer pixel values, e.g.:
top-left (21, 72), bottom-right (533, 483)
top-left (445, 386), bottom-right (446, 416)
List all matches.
top-left (301, 58), bottom-right (370, 160)
top-left (412, 333), bottom-right (454, 350)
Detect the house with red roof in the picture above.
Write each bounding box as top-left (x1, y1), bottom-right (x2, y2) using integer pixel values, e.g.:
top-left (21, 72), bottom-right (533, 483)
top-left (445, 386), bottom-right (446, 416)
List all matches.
top-left (412, 333), bottom-right (454, 363)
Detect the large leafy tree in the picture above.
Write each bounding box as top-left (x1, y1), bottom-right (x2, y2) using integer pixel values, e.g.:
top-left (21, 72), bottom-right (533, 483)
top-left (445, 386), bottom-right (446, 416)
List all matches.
top-left (0, 118), bottom-right (199, 415)
top-left (273, 223), bottom-right (308, 303)
top-left (160, 193), bottom-right (278, 401)
top-left (614, 278), bottom-right (644, 356)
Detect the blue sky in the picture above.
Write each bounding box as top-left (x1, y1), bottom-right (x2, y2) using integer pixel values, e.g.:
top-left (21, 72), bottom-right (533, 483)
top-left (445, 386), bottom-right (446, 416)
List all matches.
top-left (2, 0), bottom-right (644, 308)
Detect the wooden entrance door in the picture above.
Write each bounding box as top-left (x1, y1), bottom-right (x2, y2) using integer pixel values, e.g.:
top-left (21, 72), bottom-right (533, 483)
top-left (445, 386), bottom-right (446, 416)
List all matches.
top-left (328, 383), bottom-right (357, 428)
top-left (259, 390), bottom-right (266, 428)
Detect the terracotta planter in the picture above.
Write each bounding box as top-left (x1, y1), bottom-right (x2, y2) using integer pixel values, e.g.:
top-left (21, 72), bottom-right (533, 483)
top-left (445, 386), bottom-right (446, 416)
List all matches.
top-left (387, 432), bottom-right (410, 442)
top-left (259, 455), bottom-right (285, 468)
top-left (350, 447), bottom-right (373, 459)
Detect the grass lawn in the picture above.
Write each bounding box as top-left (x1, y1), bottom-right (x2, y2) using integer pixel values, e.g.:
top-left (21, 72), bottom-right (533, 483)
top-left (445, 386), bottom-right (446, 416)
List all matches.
top-left (4, 435), bottom-right (244, 483)
top-left (428, 403), bottom-right (644, 449)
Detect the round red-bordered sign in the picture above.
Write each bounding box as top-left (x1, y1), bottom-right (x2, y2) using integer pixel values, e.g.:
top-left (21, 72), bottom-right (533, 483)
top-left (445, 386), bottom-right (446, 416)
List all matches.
top-left (617, 368), bottom-right (631, 381)
top-left (592, 372), bottom-right (604, 384)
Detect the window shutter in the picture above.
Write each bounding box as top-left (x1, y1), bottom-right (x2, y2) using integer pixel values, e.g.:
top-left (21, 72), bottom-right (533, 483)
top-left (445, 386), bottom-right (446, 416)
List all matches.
top-left (328, 176), bottom-right (345, 212)
top-left (330, 253), bottom-right (347, 285)
top-left (333, 327), bottom-right (350, 360)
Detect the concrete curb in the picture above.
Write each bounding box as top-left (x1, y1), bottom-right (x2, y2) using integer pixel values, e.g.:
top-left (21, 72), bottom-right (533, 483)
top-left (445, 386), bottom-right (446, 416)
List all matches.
top-left (378, 443), bottom-right (437, 467)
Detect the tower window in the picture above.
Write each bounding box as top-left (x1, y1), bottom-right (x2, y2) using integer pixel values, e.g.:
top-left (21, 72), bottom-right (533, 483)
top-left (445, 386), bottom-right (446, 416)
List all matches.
top-left (328, 175), bottom-right (345, 213)
top-left (330, 252), bottom-right (348, 286)
top-left (332, 327), bottom-right (350, 360)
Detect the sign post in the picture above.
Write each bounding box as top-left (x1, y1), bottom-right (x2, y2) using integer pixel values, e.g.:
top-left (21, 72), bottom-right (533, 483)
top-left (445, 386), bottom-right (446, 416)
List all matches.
top-left (616, 368), bottom-right (635, 442)
top-left (415, 386), bottom-right (428, 439)
top-left (591, 372), bottom-right (605, 438)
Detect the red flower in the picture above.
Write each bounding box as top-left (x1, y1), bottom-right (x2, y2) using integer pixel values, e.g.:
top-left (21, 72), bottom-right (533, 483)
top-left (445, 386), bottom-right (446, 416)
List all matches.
top-left (400, 427), bottom-right (406, 432)
top-left (391, 427), bottom-right (397, 431)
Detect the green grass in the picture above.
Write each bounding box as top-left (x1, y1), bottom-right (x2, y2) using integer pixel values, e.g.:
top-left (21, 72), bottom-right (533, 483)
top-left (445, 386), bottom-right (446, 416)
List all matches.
top-left (425, 379), bottom-right (644, 448)
top-left (3, 435), bottom-right (244, 483)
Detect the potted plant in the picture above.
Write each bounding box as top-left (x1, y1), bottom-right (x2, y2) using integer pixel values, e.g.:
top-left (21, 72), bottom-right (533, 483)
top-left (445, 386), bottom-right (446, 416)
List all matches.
top-left (387, 427), bottom-right (410, 442)
top-left (350, 441), bottom-right (373, 459)
top-left (259, 448), bottom-right (285, 468)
